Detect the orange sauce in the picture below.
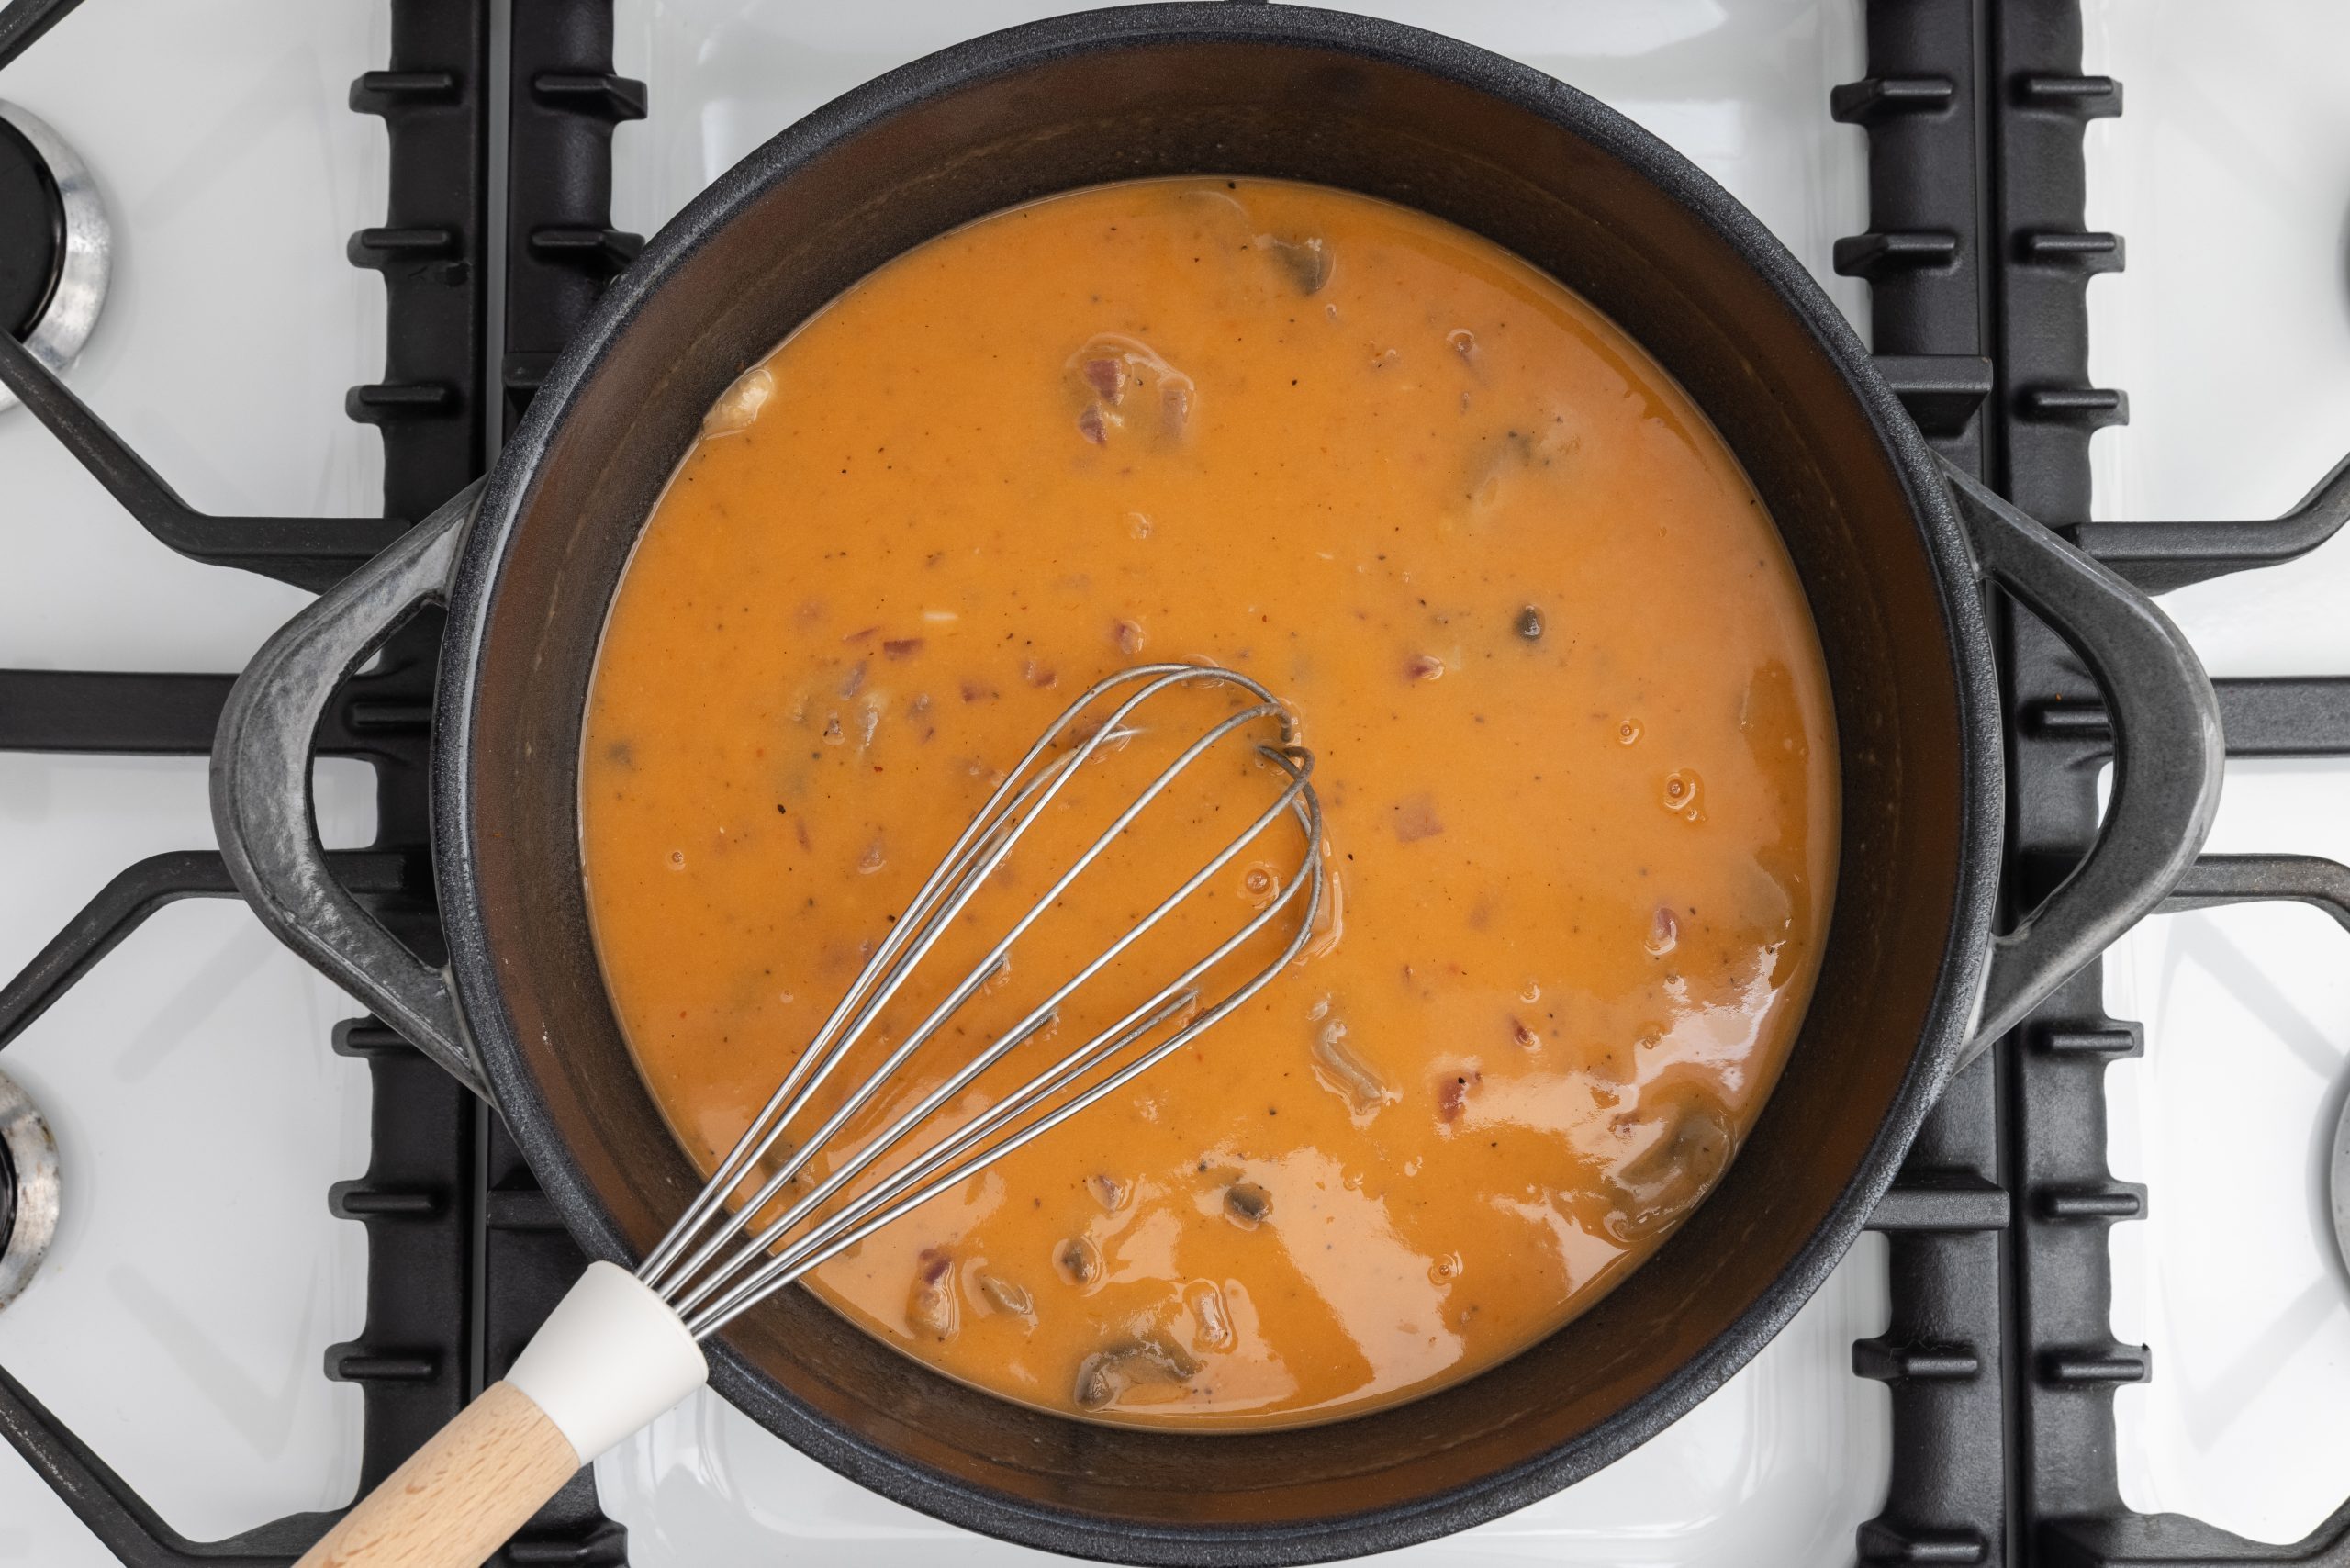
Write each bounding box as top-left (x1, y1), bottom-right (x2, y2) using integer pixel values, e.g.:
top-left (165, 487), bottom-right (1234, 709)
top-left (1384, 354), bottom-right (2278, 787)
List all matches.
top-left (581, 178), bottom-right (1837, 1428)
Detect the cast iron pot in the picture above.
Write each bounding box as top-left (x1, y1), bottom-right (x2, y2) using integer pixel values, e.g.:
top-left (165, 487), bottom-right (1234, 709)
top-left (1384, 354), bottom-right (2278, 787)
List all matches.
top-left (211, 6), bottom-right (2223, 1562)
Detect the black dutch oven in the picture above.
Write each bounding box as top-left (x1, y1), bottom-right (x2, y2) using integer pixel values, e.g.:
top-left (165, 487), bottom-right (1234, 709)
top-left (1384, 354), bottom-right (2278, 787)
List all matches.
top-left (211, 6), bottom-right (2222, 1562)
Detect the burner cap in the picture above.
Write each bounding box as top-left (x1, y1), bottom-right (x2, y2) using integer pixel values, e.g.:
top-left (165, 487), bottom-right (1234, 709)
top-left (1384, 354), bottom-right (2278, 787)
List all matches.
top-left (0, 1068), bottom-right (58, 1310)
top-left (2333, 1093), bottom-right (2350, 1282)
top-left (0, 114), bottom-right (62, 339)
top-left (0, 102), bottom-right (108, 415)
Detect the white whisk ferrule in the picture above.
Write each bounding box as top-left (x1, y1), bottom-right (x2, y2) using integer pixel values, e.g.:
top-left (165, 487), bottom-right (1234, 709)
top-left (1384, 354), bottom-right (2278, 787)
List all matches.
top-left (506, 1260), bottom-right (709, 1463)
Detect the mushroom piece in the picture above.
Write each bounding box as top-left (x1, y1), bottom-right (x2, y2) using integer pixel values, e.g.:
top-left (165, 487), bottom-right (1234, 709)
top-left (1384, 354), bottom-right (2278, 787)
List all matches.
top-left (1073, 1334), bottom-right (1201, 1410)
top-left (1056, 1237), bottom-right (1101, 1285)
top-left (1064, 335), bottom-right (1195, 448)
top-left (1259, 234), bottom-right (1334, 296)
top-left (700, 364), bottom-right (775, 437)
top-left (1606, 1085), bottom-right (1736, 1243)
top-left (977, 1271), bottom-right (1034, 1318)
top-left (1311, 1015), bottom-right (1389, 1113)
top-left (1224, 1181), bottom-right (1273, 1227)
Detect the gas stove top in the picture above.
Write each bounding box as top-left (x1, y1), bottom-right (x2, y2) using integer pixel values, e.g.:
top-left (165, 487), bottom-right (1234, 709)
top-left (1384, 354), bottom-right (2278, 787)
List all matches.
top-left (1, 3), bottom-right (2345, 1565)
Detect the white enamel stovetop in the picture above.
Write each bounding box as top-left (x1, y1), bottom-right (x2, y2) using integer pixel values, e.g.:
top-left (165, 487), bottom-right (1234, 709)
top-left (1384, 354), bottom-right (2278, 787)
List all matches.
top-left (0, 4), bottom-right (2344, 1563)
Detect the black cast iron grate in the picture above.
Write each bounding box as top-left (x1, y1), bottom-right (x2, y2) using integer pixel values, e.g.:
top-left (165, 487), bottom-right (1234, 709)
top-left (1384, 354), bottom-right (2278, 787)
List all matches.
top-left (0, 0), bottom-right (638, 1562)
top-left (2, 0), bottom-right (2348, 1563)
top-left (1841, 3), bottom-right (2350, 1564)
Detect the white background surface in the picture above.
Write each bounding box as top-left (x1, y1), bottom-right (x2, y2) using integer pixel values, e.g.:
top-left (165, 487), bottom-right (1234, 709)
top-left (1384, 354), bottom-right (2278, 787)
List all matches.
top-left (0, 4), bottom-right (388, 1561)
top-left (0, 0), bottom-right (2345, 1562)
top-left (2080, 0), bottom-right (2350, 1544)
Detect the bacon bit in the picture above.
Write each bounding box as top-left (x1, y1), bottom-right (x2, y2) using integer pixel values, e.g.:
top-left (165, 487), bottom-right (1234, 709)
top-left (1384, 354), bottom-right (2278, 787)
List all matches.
top-left (856, 834), bottom-right (886, 874)
top-left (1516, 606), bottom-right (1545, 640)
top-left (1023, 659), bottom-right (1058, 689)
top-left (838, 662), bottom-right (867, 698)
top-left (1088, 1173), bottom-right (1129, 1211)
top-left (1404, 654), bottom-right (1444, 682)
top-left (882, 637), bottom-right (923, 659)
top-left (1112, 619), bottom-right (1146, 656)
top-left (842, 625), bottom-right (878, 644)
top-left (959, 680), bottom-right (1001, 703)
top-left (1437, 1069), bottom-right (1483, 1123)
top-left (1511, 1017), bottom-right (1540, 1049)
top-left (1077, 405), bottom-right (1107, 445)
top-left (907, 1248), bottom-right (957, 1340)
top-left (1391, 792), bottom-right (1444, 844)
top-left (1081, 358), bottom-right (1123, 401)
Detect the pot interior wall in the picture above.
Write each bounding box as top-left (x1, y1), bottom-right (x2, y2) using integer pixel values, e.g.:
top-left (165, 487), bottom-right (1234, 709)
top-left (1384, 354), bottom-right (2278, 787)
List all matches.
top-left (460, 15), bottom-right (1973, 1548)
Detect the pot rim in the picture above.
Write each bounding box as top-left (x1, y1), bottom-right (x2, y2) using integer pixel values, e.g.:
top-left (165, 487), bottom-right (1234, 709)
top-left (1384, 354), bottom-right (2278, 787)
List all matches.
top-left (436, 5), bottom-right (2004, 1561)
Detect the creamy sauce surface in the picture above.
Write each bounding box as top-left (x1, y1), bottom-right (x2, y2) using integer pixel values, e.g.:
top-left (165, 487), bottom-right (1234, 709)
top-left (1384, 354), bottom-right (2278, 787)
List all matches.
top-left (582, 177), bottom-right (1838, 1428)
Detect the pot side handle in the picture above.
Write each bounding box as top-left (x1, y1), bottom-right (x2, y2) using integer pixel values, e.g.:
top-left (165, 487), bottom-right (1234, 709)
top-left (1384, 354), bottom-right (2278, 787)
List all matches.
top-left (1940, 456), bottom-right (2223, 1068)
top-left (210, 483), bottom-right (488, 1100)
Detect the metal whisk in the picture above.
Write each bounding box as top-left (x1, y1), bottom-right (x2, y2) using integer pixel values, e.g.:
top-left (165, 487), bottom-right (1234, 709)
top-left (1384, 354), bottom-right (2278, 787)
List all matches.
top-left (641, 660), bottom-right (1324, 1337)
top-left (297, 661), bottom-right (1322, 1568)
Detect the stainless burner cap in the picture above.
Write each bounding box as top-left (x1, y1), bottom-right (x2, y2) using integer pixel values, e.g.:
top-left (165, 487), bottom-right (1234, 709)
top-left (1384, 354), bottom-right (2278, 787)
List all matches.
top-left (2334, 1093), bottom-right (2350, 1282)
top-left (0, 100), bottom-right (109, 417)
top-left (0, 1067), bottom-right (60, 1310)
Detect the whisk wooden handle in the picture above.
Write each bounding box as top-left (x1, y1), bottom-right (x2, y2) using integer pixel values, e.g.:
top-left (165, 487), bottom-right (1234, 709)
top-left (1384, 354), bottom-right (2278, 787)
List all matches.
top-left (292, 1382), bottom-right (576, 1568)
top-left (295, 1261), bottom-right (710, 1568)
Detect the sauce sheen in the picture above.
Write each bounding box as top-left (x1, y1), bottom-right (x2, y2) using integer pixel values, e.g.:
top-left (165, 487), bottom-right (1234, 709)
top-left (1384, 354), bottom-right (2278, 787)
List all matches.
top-left (581, 177), bottom-right (1838, 1429)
